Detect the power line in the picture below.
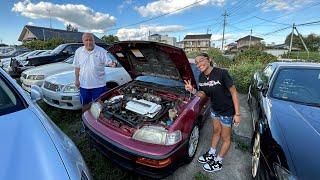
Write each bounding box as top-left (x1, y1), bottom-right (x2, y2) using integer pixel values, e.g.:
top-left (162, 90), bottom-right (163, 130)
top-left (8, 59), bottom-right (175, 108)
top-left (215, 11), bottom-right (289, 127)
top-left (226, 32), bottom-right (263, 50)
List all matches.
top-left (253, 16), bottom-right (290, 26)
top-left (108, 0), bottom-right (206, 31)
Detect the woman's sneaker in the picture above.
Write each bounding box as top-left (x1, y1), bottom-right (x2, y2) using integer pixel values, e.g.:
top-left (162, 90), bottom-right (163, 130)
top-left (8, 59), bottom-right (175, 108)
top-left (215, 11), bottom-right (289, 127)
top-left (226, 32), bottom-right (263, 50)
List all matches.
top-left (198, 151), bottom-right (215, 164)
top-left (203, 159), bottom-right (222, 172)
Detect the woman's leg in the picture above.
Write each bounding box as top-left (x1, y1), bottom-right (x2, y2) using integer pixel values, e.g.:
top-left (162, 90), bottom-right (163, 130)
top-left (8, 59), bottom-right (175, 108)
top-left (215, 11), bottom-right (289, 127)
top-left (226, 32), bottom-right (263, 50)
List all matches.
top-left (211, 118), bottom-right (222, 149)
top-left (218, 125), bottom-right (232, 158)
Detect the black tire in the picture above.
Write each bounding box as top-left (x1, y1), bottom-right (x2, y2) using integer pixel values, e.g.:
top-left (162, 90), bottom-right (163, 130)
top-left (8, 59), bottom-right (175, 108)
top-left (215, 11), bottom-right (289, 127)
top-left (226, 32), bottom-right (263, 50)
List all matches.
top-left (185, 124), bottom-right (200, 163)
top-left (252, 133), bottom-right (270, 180)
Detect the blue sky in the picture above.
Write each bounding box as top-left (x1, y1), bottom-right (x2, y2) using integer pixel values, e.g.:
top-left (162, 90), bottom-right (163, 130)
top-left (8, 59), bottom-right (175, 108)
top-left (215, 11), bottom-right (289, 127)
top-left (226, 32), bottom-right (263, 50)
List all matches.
top-left (1, 0), bottom-right (319, 47)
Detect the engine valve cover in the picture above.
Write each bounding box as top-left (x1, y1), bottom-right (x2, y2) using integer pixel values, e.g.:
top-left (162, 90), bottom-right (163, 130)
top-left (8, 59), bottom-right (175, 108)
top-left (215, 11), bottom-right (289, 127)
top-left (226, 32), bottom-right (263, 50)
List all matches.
top-left (125, 98), bottom-right (161, 118)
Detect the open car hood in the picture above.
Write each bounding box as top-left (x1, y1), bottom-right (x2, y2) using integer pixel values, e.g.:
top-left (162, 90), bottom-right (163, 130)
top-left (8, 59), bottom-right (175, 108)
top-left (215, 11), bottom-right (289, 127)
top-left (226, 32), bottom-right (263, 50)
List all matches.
top-left (107, 41), bottom-right (196, 87)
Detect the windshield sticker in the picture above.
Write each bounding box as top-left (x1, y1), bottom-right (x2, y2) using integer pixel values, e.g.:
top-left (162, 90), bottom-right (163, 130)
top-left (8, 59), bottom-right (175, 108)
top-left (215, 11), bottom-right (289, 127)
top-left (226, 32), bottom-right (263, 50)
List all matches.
top-left (116, 53), bottom-right (124, 57)
top-left (131, 49), bottom-right (144, 58)
top-left (318, 73), bottom-right (320, 80)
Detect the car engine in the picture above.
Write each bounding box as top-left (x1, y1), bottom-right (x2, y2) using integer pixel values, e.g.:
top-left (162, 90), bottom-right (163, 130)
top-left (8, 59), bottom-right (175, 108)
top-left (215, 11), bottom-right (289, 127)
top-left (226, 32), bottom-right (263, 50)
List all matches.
top-left (102, 82), bottom-right (184, 127)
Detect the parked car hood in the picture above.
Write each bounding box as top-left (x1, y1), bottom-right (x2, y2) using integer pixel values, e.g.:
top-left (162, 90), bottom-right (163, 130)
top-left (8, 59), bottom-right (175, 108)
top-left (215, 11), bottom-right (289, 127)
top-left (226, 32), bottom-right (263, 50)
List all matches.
top-left (23, 62), bottom-right (73, 76)
top-left (271, 98), bottom-right (320, 179)
top-left (45, 67), bottom-right (125, 85)
top-left (0, 109), bottom-right (69, 179)
top-left (108, 41), bottom-right (196, 87)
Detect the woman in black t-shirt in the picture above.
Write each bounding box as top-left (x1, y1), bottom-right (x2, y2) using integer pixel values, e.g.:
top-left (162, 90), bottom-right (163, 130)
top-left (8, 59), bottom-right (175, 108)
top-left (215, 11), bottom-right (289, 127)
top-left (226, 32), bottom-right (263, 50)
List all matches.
top-left (184, 53), bottom-right (240, 172)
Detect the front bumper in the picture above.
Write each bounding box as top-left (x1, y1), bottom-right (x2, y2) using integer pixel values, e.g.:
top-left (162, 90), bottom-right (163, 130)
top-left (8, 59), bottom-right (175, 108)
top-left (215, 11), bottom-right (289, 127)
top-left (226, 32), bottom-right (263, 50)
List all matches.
top-left (41, 87), bottom-right (81, 110)
top-left (82, 118), bottom-right (188, 179)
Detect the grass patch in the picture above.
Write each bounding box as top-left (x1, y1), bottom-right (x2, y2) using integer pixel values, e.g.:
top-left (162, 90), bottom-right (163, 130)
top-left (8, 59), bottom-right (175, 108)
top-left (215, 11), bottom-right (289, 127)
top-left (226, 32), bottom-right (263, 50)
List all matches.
top-left (37, 101), bottom-right (147, 180)
top-left (194, 171), bottom-right (210, 180)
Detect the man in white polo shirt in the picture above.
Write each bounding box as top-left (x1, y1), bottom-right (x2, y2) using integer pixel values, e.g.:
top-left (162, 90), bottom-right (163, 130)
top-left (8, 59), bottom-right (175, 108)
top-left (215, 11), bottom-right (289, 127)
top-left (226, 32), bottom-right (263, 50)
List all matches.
top-left (73, 32), bottom-right (115, 112)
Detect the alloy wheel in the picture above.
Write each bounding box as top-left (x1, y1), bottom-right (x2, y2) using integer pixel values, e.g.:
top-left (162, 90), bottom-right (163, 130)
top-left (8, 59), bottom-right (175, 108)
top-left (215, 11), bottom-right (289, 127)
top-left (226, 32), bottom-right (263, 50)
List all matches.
top-left (252, 133), bottom-right (261, 178)
top-left (188, 125), bottom-right (199, 157)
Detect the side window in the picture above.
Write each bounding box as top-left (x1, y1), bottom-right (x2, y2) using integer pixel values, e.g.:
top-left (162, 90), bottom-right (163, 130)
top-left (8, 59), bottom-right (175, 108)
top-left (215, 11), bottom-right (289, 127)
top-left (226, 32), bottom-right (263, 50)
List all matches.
top-left (107, 53), bottom-right (122, 67)
top-left (71, 44), bottom-right (81, 52)
top-left (263, 65), bottom-right (275, 79)
top-left (63, 45), bottom-right (73, 54)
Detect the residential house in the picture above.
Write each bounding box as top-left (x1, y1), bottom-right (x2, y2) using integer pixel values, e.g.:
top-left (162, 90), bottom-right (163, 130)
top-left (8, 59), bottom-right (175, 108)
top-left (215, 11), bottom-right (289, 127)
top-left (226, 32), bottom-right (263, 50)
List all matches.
top-left (182, 34), bottom-right (211, 53)
top-left (18, 25), bottom-right (103, 43)
top-left (148, 34), bottom-right (177, 46)
top-left (235, 35), bottom-right (263, 49)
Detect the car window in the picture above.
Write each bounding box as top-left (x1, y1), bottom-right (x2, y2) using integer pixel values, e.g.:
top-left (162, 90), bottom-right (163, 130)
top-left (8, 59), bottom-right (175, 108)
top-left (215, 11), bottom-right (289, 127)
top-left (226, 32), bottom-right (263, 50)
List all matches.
top-left (51, 44), bottom-right (66, 54)
top-left (0, 74), bottom-right (25, 115)
top-left (263, 65), bottom-right (275, 79)
top-left (64, 55), bottom-right (74, 64)
top-left (190, 63), bottom-right (200, 87)
top-left (271, 68), bottom-right (320, 105)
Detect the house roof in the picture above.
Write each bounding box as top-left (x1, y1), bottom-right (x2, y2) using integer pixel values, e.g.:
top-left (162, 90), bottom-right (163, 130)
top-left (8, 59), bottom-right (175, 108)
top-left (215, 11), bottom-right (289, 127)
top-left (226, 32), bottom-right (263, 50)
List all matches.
top-left (18, 25), bottom-right (103, 43)
top-left (235, 35), bottom-right (263, 42)
top-left (184, 34), bottom-right (212, 40)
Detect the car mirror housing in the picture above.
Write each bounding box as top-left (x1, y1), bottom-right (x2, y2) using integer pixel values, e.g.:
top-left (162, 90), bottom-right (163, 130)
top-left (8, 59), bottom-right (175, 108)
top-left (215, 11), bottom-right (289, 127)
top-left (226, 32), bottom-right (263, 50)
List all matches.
top-left (30, 85), bottom-right (43, 101)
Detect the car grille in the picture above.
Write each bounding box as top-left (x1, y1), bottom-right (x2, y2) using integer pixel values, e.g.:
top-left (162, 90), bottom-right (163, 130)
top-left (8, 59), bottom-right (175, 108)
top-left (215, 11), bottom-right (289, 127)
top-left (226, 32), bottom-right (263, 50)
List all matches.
top-left (21, 73), bottom-right (27, 79)
top-left (43, 81), bottom-right (61, 92)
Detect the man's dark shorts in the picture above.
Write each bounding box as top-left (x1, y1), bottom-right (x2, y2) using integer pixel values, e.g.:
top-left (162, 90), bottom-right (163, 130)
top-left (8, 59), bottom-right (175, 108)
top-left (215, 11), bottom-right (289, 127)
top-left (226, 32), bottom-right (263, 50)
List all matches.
top-left (80, 86), bottom-right (107, 105)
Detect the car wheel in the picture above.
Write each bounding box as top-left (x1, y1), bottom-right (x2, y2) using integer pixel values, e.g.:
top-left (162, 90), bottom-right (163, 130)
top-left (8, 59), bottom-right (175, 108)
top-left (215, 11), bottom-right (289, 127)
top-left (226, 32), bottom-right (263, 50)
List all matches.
top-left (252, 132), bottom-right (269, 180)
top-left (185, 125), bottom-right (200, 163)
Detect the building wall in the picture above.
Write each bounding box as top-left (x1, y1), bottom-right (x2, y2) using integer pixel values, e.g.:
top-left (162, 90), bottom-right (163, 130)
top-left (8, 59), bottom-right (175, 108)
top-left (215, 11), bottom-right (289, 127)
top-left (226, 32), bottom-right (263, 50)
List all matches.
top-left (22, 30), bottom-right (37, 41)
top-left (237, 39), bottom-right (261, 48)
top-left (148, 35), bottom-right (177, 46)
top-left (183, 39), bottom-right (211, 52)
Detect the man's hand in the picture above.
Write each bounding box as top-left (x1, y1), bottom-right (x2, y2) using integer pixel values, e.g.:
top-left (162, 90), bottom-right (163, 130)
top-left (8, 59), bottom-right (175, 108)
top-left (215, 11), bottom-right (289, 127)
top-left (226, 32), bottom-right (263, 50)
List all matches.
top-left (109, 61), bottom-right (117, 68)
top-left (184, 79), bottom-right (193, 92)
top-left (75, 79), bottom-right (80, 88)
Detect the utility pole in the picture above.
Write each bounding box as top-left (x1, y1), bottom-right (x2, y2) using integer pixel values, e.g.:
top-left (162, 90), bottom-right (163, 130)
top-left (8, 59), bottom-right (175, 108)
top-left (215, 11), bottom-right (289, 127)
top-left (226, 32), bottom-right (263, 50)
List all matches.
top-left (221, 10), bottom-right (228, 51)
top-left (249, 29), bottom-right (252, 50)
top-left (47, 9), bottom-right (52, 29)
top-left (289, 23), bottom-right (295, 53)
top-left (295, 26), bottom-right (309, 59)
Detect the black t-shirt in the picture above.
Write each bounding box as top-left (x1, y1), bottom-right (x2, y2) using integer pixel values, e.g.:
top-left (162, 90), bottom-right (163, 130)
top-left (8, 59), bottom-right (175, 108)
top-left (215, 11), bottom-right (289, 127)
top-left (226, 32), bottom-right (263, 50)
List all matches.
top-left (199, 67), bottom-right (235, 116)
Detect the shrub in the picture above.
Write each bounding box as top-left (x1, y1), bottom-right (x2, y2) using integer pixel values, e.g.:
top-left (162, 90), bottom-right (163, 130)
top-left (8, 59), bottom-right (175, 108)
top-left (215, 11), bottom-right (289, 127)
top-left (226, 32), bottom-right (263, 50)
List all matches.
top-left (234, 49), bottom-right (277, 65)
top-left (229, 61), bottom-right (264, 93)
top-left (23, 38), bottom-right (66, 50)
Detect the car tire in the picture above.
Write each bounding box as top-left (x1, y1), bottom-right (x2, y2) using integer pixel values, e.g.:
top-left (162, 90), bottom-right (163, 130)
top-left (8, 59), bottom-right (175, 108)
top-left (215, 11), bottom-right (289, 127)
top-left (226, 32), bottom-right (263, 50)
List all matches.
top-left (252, 133), bottom-right (269, 180)
top-left (185, 124), bottom-right (200, 163)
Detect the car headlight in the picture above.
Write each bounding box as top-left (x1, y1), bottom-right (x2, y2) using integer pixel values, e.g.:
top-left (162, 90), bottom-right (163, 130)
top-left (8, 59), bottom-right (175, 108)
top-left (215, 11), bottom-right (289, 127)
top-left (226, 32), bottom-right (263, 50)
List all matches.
top-left (90, 102), bottom-right (102, 119)
top-left (28, 75), bottom-right (45, 80)
top-left (274, 163), bottom-right (297, 180)
top-left (63, 84), bottom-right (79, 93)
top-left (132, 126), bottom-right (182, 145)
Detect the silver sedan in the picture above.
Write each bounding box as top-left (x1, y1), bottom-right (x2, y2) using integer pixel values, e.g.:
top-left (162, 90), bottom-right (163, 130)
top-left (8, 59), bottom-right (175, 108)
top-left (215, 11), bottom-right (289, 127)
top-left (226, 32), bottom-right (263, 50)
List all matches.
top-left (0, 68), bottom-right (91, 180)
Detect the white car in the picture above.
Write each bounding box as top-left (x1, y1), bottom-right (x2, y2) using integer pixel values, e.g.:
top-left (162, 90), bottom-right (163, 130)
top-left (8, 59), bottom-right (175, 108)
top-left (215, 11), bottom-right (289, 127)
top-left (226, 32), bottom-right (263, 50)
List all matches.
top-left (41, 66), bottom-right (131, 110)
top-left (20, 56), bottom-right (74, 92)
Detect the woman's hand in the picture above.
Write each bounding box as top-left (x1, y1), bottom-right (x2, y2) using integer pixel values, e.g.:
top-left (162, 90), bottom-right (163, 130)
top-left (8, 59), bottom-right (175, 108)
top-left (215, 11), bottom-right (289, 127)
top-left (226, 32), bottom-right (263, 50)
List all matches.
top-left (233, 115), bottom-right (241, 127)
top-left (184, 79), bottom-right (193, 92)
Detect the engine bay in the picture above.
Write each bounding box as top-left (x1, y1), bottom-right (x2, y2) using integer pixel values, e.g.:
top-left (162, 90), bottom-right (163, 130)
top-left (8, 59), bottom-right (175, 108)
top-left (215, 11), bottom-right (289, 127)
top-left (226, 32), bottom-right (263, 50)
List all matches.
top-left (101, 81), bottom-right (189, 127)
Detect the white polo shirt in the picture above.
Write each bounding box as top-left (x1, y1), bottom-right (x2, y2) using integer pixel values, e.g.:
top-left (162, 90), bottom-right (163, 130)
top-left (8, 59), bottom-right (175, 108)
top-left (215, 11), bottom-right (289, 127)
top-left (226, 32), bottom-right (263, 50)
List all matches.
top-left (73, 45), bottom-right (112, 89)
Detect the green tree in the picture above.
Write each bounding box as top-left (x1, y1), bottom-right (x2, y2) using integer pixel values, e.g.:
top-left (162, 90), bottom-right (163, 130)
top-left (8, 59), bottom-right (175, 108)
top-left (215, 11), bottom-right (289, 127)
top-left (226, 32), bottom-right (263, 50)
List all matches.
top-left (23, 38), bottom-right (66, 50)
top-left (284, 32), bottom-right (320, 51)
top-left (101, 35), bottom-right (119, 44)
top-left (66, 24), bottom-right (78, 32)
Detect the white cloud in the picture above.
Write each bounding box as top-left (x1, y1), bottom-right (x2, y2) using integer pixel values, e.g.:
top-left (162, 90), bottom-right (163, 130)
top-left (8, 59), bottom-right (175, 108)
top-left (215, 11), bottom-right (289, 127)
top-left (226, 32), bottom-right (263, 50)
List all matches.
top-left (27, 21), bottom-right (34, 25)
top-left (135, 0), bottom-right (225, 17)
top-left (262, 0), bottom-right (312, 11)
top-left (210, 33), bottom-right (233, 41)
top-left (12, 0), bottom-right (116, 33)
top-left (118, 0), bottom-right (133, 13)
top-left (116, 25), bottom-right (184, 40)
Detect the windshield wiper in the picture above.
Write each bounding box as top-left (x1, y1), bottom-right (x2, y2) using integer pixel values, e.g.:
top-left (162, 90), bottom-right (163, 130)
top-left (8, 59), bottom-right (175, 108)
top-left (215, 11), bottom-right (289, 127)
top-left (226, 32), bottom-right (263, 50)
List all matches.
top-left (302, 102), bottom-right (320, 108)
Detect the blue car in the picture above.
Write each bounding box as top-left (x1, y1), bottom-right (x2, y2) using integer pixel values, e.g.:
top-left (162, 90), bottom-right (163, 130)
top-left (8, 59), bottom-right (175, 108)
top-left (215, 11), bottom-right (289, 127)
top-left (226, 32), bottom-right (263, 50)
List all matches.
top-left (0, 68), bottom-right (91, 180)
top-left (248, 62), bottom-right (320, 179)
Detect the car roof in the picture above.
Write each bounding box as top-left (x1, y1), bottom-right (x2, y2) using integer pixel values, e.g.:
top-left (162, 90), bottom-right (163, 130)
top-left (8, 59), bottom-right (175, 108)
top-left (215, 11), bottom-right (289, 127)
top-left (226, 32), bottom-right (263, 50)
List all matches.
top-left (269, 61), bottom-right (320, 68)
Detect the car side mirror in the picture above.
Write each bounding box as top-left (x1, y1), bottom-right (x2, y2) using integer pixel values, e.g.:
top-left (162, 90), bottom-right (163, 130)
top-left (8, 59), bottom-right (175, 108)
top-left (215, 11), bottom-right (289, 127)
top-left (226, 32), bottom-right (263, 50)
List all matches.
top-left (30, 85), bottom-right (43, 102)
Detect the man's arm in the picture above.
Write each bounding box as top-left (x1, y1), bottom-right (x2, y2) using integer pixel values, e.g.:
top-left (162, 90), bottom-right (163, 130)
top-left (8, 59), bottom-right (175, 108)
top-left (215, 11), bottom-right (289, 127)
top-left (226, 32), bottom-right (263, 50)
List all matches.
top-left (75, 67), bottom-right (80, 88)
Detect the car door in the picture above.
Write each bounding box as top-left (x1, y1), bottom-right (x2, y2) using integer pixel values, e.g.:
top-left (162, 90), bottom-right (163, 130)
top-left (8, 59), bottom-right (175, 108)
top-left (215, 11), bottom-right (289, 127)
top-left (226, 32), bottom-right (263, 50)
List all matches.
top-left (248, 64), bottom-right (276, 130)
